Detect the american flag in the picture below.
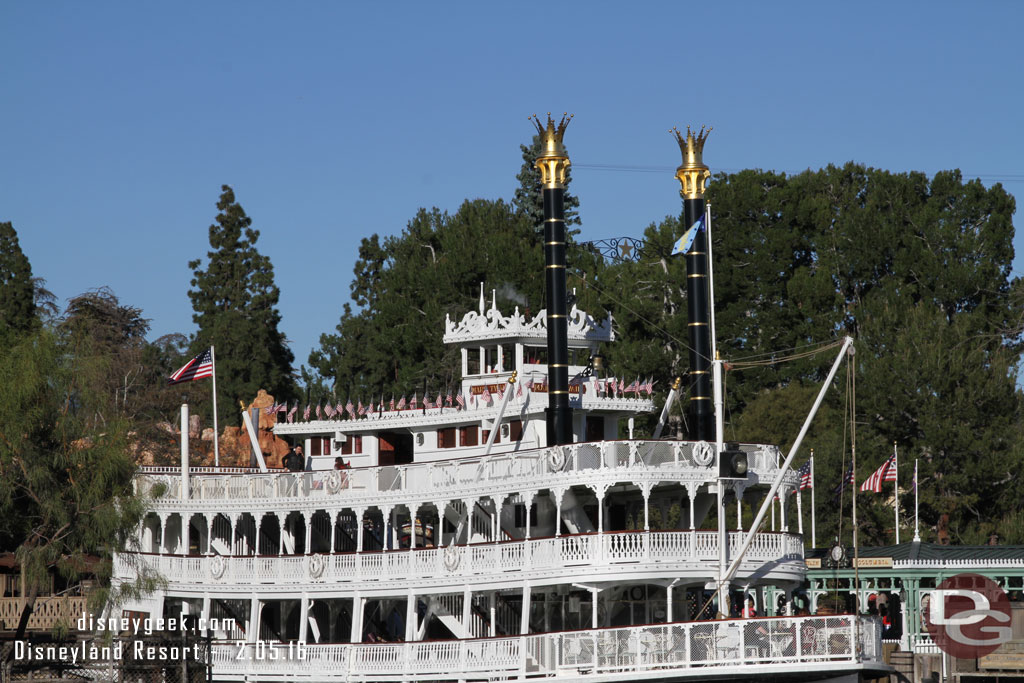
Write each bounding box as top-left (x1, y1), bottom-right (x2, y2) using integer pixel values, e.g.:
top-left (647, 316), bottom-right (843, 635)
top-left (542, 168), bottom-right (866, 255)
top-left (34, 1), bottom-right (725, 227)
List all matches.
top-left (410, 392), bottom-right (418, 410)
top-left (324, 403), bottom-right (335, 418)
top-left (455, 392), bottom-right (465, 409)
top-left (423, 391), bottom-right (432, 409)
top-left (482, 385), bottom-right (491, 403)
top-left (861, 453), bottom-right (897, 493)
top-left (345, 399), bottom-right (355, 418)
top-left (390, 396), bottom-right (396, 411)
top-left (277, 403), bottom-right (287, 413)
top-left (168, 349), bottom-right (214, 384)
top-left (397, 395), bottom-right (406, 410)
top-left (315, 402), bottom-right (322, 420)
top-left (645, 378), bottom-right (655, 395)
top-left (516, 381), bottom-right (523, 398)
top-left (336, 401), bottom-right (344, 416)
top-left (358, 400), bottom-right (366, 416)
top-left (446, 390), bottom-right (453, 407)
top-left (619, 378), bottom-right (625, 394)
top-left (287, 403), bottom-right (297, 423)
top-left (797, 461), bottom-right (813, 490)
top-left (833, 465), bottom-right (854, 498)
top-left (303, 404), bottom-right (311, 421)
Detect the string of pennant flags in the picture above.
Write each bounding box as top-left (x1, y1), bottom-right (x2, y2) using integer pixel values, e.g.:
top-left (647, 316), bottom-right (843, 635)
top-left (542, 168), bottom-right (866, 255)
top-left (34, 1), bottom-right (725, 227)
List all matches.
top-left (265, 376), bottom-right (657, 423)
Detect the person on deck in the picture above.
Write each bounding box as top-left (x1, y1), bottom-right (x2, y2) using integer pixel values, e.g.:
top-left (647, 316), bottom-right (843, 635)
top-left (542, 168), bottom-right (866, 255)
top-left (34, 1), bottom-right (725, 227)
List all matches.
top-left (283, 445), bottom-right (305, 472)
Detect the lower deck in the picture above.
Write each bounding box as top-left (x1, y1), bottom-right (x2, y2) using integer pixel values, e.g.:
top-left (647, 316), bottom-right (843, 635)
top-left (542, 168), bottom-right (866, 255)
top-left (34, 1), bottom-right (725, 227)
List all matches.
top-left (206, 615), bottom-right (887, 681)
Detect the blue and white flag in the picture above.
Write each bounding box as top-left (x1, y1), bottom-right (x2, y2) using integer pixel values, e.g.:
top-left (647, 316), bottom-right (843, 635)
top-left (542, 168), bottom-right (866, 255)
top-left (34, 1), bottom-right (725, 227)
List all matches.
top-left (672, 214), bottom-right (706, 255)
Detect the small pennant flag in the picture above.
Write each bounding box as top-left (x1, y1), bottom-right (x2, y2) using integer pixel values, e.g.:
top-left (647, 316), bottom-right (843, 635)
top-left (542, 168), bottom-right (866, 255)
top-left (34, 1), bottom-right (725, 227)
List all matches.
top-left (672, 214), bottom-right (706, 256)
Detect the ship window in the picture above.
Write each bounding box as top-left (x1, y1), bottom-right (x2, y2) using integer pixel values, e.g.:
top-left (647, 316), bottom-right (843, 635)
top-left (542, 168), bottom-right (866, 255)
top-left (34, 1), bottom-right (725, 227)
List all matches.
top-left (310, 437), bottom-right (331, 456)
top-left (509, 420), bottom-right (523, 442)
top-left (499, 343), bottom-right (514, 372)
top-left (466, 349), bottom-right (480, 375)
top-left (524, 346), bottom-right (547, 365)
top-left (438, 428), bottom-right (456, 449)
top-left (459, 426), bottom-right (478, 447)
top-left (341, 436), bottom-right (363, 455)
top-left (482, 428), bottom-right (491, 443)
top-left (485, 346), bottom-right (499, 373)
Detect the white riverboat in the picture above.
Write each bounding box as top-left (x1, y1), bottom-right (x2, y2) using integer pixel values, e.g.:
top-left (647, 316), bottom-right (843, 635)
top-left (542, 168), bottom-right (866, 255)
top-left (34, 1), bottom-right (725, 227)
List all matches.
top-left (112, 121), bottom-right (889, 682)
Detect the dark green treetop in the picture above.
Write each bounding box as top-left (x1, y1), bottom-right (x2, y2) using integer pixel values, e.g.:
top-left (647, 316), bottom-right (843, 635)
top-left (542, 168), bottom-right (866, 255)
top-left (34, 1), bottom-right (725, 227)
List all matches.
top-left (0, 222), bottom-right (37, 346)
top-left (188, 186), bottom-right (295, 425)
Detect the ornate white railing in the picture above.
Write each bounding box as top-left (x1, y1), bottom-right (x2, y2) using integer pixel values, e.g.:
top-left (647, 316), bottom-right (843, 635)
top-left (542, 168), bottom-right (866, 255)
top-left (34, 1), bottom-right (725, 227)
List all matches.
top-left (137, 440), bottom-right (790, 503)
top-left (208, 615), bottom-right (884, 680)
top-left (118, 530), bottom-right (804, 588)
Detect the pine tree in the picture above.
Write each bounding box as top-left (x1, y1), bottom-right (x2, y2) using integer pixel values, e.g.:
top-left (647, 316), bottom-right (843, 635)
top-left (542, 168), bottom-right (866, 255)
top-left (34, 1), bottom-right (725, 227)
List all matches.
top-left (513, 134), bottom-right (581, 234)
top-left (0, 222), bottom-right (37, 346)
top-left (188, 186), bottom-right (295, 426)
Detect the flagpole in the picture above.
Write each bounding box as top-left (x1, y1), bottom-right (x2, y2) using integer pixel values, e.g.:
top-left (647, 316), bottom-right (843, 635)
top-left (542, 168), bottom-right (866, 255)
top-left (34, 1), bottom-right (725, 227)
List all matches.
top-left (211, 345), bottom-right (220, 469)
top-left (913, 459), bottom-right (920, 542)
top-left (893, 442), bottom-right (900, 545)
top-left (810, 451), bottom-right (817, 549)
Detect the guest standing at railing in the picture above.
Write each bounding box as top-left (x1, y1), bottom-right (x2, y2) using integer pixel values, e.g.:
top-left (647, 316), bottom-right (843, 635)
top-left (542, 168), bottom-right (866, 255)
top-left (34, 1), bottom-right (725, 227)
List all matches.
top-left (283, 445), bottom-right (305, 472)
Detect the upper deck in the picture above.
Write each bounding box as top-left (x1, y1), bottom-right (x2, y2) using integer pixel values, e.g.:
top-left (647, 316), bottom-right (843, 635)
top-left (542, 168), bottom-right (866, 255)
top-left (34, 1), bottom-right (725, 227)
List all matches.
top-left (137, 439), bottom-right (796, 511)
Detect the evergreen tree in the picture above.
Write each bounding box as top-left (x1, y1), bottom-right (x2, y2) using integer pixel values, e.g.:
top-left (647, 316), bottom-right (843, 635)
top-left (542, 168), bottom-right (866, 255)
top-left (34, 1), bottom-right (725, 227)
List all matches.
top-left (188, 186), bottom-right (295, 426)
top-left (513, 134), bottom-right (581, 234)
top-left (0, 222), bottom-right (37, 346)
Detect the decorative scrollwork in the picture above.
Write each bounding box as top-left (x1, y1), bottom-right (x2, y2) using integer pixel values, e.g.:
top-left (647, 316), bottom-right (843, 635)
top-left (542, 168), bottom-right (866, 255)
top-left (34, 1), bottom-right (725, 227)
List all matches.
top-left (693, 440), bottom-right (714, 466)
top-left (548, 448), bottom-right (567, 472)
top-left (309, 553), bottom-right (325, 579)
top-left (443, 545), bottom-right (460, 572)
top-left (210, 555), bottom-right (226, 580)
top-left (582, 237), bottom-right (648, 263)
top-left (326, 470), bottom-right (342, 494)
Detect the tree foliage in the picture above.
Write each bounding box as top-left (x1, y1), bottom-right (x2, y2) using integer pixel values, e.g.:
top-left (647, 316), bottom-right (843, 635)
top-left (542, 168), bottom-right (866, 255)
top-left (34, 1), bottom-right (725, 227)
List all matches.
top-left (312, 200), bottom-right (545, 399)
top-left (0, 328), bottom-right (150, 645)
top-left (0, 222), bottom-right (37, 346)
top-left (188, 186), bottom-right (295, 425)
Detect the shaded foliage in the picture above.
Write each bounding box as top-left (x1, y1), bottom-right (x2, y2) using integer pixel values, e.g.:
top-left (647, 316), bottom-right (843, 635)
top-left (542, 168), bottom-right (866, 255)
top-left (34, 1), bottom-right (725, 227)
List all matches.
top-left (0, 222), bottom-right (37, 346)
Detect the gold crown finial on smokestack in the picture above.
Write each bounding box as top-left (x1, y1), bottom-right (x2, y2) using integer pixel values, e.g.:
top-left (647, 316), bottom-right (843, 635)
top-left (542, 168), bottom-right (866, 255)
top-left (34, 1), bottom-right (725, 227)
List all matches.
top-left (671, 125), bottom-right (712, 199)
top-left (530, 112), bottom-right (573, 188)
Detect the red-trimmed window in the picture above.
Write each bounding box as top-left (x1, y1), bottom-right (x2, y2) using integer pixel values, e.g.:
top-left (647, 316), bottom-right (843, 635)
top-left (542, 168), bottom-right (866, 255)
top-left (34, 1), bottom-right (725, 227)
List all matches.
top-left (459, 426), bottom-right (479, 447)
top-left (509, 420), bottom-right (523, 441)
top-left (438, 428), bottom-right (456, 449)
top-left (310, 437), bottom-right (330, 456)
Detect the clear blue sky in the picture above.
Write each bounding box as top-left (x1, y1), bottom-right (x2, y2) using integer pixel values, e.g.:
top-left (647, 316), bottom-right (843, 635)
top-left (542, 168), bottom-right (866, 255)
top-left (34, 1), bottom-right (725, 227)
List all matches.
top-left (3, 2), bottom-right (1022, 374)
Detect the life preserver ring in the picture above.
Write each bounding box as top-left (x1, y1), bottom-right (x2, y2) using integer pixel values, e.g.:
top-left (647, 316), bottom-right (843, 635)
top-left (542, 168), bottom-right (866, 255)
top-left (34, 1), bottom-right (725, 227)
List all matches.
top-left (548, 448), bottom-right (566, 471)
top-left (443, 545), bottom-right (461, 572)
top-left (326, 470), bottom-right (342, 494)
top-left (693, 440), bottom-right (714, 466)
top-left (210, 555), bottom-right (226, 580)
top-left (309, 553), bottom-right (325, 579)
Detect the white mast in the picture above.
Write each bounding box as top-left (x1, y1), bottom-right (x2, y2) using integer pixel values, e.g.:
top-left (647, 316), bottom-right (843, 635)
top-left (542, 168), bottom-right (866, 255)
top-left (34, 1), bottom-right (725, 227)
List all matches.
top-left (211, 345), bottom-right (220, 469)
top-left (893, 442), bottom-right (900, 545)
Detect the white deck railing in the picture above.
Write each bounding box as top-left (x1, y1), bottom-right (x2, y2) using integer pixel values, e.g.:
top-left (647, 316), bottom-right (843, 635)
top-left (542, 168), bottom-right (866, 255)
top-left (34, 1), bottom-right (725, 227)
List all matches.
top-left (137, 440), bottom-right (789, 503)
top-left (119, 530), bottom-right (804, 588)
top-left (208, 615), bottom-right (884, 680)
